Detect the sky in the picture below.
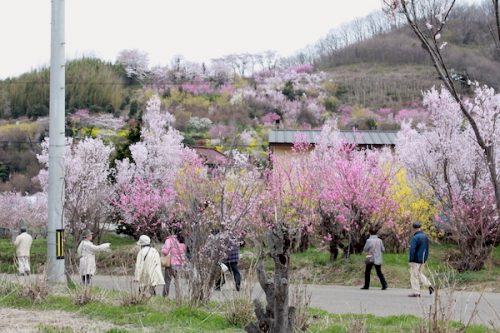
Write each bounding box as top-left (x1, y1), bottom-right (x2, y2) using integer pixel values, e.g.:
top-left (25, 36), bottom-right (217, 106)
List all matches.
top-left (0, 0), bottom-right (392, 79)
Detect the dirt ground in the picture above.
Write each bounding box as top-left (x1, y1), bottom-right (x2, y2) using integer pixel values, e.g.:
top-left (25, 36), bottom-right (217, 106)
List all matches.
top-left (0, 308), bottom-right (119, 333)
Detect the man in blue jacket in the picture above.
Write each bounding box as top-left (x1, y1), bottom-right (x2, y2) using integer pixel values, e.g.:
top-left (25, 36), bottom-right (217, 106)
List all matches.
top-left (408, 222), bottom-right (434, 297)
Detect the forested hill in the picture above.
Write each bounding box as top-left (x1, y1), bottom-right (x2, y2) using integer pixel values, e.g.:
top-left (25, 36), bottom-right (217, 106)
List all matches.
top-left (1, 2), bottom-right (499, 119)
top-left (294, 2), bottom-right (500, 106)
top-left (0, 1), bottom-right (499, 194)
top-left (0, 58), bottom-right (127, 119)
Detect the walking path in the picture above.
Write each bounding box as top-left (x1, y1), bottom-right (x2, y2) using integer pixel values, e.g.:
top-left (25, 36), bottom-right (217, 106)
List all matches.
top-left (2, 274), bottom-right (499, 328)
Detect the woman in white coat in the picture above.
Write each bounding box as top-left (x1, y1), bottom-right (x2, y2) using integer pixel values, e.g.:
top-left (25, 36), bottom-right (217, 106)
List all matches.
top-left (77, 229), bottom-right (110, 285)
top-left (134, 235), bottom-right (165, 296)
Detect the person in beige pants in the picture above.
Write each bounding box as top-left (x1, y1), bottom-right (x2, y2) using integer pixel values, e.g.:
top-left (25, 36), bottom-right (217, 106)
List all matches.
top-left (14, 226), bottom-right (33, 276)
top-left (408, 222), bottom-right (434, 297)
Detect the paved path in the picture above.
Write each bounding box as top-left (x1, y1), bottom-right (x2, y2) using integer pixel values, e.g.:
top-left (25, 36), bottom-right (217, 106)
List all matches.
top-left (2, 274), bottom-right (499, 328)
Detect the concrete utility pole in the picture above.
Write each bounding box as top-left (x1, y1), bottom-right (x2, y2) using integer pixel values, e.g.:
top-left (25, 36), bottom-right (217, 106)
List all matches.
top-left (47, 0), bottom-right (66, 283)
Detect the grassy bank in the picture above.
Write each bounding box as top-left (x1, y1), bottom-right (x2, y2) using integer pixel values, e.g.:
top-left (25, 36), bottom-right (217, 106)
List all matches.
top-left (0, 284), bottom-right (495, 333)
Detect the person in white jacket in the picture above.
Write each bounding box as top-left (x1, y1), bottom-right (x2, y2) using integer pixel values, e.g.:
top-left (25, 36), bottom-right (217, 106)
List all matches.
top-left (14, 226), bottom-right (33, 275)
top-left (77, 229), bottom-right (110, 285)
top-left (134, 235), bottom-right (165, 296)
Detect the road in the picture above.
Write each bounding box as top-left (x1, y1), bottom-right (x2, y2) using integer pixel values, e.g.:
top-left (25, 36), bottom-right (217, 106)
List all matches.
top-left (2, 274), bottom-right (499, 328)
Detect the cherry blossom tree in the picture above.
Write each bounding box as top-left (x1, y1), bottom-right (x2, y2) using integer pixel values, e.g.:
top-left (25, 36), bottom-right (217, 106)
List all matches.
top-left (116, 49), bottom-right (149, 82)
top-left (397, 87), bottom-right (500, 270)
top-left (114, 95), bottom-right (196, 237)
top-left (0, 191), bottom-right (47, 235)
top-left (37, 137), bottom-right (115, 244)
top-left (384, 0), bottom-right (500, 217)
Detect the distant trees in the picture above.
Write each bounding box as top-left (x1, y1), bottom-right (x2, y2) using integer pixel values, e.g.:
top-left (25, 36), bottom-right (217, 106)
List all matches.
top-left (116, 49), bottom-right (150, 82)
top-left (0, 58), bottom-right (126, 119)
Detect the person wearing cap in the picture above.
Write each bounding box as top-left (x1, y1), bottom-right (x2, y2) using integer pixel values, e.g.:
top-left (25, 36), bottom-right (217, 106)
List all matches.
top-left (408, 222), bottom-right (434, 297)
top-left (134, 235), bottom-right (165, 296)
top-left (77, 229), bottom-right (110, 285)
top-left (14, 225), bottom-right (33, 276)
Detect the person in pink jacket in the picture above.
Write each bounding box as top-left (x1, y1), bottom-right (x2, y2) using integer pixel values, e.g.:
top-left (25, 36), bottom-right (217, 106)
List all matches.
top-left (161, 232), bottom-right (186, 297)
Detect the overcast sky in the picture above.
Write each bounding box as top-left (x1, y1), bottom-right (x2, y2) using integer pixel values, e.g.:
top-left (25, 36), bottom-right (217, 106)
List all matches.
top-left (0, 0), bottom-right (481, 79)
top-left (0, 0), bottom-right (392, 79)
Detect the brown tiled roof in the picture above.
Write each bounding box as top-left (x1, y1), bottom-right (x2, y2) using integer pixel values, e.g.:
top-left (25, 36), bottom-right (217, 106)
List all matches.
top-left (191, 146), bottom-right (227, 165)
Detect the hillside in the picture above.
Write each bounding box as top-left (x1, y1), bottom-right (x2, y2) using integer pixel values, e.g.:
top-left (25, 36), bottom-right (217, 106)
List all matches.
top-left (0, 2), bottom-right (499, 193)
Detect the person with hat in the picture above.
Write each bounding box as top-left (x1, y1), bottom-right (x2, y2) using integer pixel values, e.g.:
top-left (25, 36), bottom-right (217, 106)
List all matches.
top-left (408, 222), bottom-right (434, 297)
top-left (134, 235), bottom-right (165, 296)
top-left (77, 229), bottom-right (110, 285)
top-left (14, 224), bottom-right (33, 276)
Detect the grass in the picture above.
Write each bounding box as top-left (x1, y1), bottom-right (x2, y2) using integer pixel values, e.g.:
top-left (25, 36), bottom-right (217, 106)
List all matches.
top-left (240, 242), bottom-right (500, 291)
top-left (0, 233), bottom-right (137, 274)
top-left (0, 286), bottom-right (496, 333)
top-left (306, 309), bottom-right (497, 333)
top-left (0, 290), bottom-right (240, 332)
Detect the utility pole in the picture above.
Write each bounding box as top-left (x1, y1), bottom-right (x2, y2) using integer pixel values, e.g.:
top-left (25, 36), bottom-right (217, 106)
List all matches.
top-left (47, 0), bottom-right (66, 283)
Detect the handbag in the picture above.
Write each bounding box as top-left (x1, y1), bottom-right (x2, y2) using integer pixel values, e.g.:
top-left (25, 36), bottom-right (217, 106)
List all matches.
top-left (365, 254), bottom-right (375, 265)
top-left (161, 254), bottom-right (171, 268)
top-left (220, 262), bottom-right (229, 273)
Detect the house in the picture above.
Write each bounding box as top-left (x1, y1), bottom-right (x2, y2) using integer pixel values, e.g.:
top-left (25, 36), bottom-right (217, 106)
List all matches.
top-left (190, 146), bottom-right (228, 168)
top-left (269, 129), bottom-right (397, 156)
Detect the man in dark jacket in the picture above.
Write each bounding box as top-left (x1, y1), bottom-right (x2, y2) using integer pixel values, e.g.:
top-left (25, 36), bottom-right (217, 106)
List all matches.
top-left (408, 222), bottom-right (434, 297)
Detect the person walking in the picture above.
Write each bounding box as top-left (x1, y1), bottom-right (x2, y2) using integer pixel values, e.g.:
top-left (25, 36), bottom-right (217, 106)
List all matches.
top-left (408, 222), bottom-right (434, 297)
top-left (14, 226), bottom-right (33, 276)
top-left (77, 229), bottom-right (110, 285)
top-left (161, 232), bottom-right (186, 298)
top-left (361, 228), bottom-right (387, 290)
top-left (215, 239), bottom-right (241, 291)
top-left (135, 235), bottom-right (165, 296)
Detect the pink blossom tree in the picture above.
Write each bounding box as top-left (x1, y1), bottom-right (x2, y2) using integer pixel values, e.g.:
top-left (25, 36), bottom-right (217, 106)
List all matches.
top-left (311, 123), bottom-right (399, 259)
top-left (246, 147), bottom-right (316, 333)
top-left (114, 95), bottom-right (196, 237)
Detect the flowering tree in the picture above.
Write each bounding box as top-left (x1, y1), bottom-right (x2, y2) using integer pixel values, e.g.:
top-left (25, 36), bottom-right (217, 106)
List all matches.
top-left (310, 123), bottom-right (399, 258)
top-left (114, 95), bottom-right (195, 238)
top-left (234, 67), bottom-right (328, 127)
top-left (388, 168), bottom-right (438, 251)
top-left (397, 87), bottom-right (500, 270)
top-left (0, 191), bottom-right (47, 235)
top-left (246, 148), bottom-right (316, 333)
top-left (37, 137), bottom-right (115, 243)
top-left (116, 49), bottom-right (149, 81)
top-left (172, 152), bottom-right (261, 304)
top-left (385, 0), bottom-right (500, 217)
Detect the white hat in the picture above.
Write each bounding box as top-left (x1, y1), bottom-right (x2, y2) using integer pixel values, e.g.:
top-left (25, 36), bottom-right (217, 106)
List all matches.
top-left (137, 235), bottom-right (151, 246)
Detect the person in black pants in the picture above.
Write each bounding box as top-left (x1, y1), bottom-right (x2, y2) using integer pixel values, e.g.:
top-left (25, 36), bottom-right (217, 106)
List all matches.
top-left (361, 228), bottom-right (388, 290)
top-left (215, 240), bottom-right (241, 291)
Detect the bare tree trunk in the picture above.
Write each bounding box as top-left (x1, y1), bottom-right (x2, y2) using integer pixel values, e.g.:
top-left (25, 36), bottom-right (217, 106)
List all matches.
top-left (245, 227), bottom-right (295, 333)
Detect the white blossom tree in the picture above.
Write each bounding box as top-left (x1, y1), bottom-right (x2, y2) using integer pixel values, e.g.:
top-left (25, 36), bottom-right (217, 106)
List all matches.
top-left (37, 137), bottom-right (115, 243)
